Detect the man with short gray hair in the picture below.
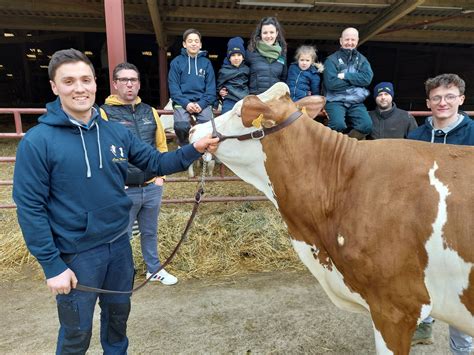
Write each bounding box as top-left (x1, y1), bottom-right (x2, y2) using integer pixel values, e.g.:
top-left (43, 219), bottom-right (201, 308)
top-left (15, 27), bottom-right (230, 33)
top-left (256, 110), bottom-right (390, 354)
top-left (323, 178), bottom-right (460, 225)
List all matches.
top-left (323, 27), bottom-right (373, 140)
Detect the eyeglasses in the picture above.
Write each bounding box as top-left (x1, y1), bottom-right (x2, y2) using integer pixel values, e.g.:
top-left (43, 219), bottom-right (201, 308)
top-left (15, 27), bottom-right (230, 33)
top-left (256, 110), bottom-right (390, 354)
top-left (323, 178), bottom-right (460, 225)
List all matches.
top-left (115, 77), bottom-right (139, 84)
top-left (429, 94), bottom-right (461, 104)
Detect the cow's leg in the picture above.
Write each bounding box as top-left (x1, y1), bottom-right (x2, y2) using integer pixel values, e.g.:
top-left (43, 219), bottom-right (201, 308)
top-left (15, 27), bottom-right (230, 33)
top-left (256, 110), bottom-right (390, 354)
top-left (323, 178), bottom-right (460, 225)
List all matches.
top-left (188, 162), bottom-right (195, 178)
top-left (206, 159), bottom-right (215, 176)
top-left (372, 323), bottom-right (393, 355)
top-left (371, 315), bottom-right (417, 355)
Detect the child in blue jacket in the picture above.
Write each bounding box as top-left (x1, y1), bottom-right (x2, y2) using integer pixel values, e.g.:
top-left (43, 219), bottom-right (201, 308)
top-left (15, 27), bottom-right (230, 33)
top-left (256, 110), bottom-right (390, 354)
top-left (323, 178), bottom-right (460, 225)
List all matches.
top-left (287, 45), bottom-right (324, 101)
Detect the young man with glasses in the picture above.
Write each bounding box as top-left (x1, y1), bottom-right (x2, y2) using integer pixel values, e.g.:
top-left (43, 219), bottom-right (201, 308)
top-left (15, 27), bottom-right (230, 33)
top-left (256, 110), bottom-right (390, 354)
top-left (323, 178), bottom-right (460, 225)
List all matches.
top-left (101, 62), bottom-right (178, 285)
top-left (408, 73), bottom-right (473, 354)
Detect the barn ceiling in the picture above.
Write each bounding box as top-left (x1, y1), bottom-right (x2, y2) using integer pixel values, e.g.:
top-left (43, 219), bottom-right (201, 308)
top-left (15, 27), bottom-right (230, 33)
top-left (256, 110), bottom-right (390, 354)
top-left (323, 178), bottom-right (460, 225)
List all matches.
top-left (0, 0), bottom-right (473, 47)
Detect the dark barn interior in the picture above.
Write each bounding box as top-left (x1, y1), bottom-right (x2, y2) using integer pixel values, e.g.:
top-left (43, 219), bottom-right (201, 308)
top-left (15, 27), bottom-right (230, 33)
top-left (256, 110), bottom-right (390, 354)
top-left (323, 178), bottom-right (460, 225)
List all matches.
top-left (0, 0), bottom-right (473, 112)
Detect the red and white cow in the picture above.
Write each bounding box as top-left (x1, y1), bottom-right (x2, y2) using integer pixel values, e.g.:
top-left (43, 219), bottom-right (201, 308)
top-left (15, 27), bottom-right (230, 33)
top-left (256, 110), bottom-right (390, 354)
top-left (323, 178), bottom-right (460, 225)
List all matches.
top-left (190, 83), bottom-right (474, 354)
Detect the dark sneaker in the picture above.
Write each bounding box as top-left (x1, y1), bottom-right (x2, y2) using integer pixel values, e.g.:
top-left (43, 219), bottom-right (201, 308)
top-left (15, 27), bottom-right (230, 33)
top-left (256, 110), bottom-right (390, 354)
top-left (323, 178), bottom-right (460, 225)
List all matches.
top-left (412, 322), bottom-right (434, 345)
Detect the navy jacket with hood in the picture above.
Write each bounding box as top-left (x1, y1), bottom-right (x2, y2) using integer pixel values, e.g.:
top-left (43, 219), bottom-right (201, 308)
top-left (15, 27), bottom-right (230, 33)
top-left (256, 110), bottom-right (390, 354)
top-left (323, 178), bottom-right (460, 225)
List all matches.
top-left (408, 112), bottom-right (474, 145)
top-left (13, 98), bottom-right (202, 279)
top-left (217, 57), bottom-right (250, 102)
top-left (168, 48), bottom-right (216, 109)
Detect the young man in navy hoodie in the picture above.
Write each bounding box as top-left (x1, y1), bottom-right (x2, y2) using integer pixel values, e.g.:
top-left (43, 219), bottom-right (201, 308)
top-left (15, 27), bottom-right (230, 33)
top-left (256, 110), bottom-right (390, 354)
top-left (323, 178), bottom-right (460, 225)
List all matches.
top-left (408, 73), bottom-right (473, 354)
top-left (12, 48), bottom-right (218, 354)
top-left (168, 28), bottom-right (216, 146)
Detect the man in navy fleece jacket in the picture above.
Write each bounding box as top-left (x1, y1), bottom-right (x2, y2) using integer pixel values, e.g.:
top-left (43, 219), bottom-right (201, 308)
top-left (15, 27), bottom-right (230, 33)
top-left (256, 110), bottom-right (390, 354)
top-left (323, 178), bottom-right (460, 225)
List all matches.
top-left (12, 48), bottom-right (218, 354)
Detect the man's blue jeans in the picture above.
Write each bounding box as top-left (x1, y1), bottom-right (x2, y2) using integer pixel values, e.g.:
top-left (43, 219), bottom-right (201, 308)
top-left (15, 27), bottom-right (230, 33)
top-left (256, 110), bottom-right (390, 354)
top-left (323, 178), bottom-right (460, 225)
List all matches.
top-left (56, 234), bottom-right (134, 354)
top-left (126, 183), bottom-right (163, 273)
top-left (422, 316), bottom-right (473, 354)
top-left (325, 101), bottom-right (372, 134)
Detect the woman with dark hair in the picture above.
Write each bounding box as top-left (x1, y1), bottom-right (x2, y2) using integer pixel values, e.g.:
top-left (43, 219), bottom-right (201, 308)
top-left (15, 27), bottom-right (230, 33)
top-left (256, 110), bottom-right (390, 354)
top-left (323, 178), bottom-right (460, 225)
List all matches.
top-left (246, 17), bottom-right (287, 95)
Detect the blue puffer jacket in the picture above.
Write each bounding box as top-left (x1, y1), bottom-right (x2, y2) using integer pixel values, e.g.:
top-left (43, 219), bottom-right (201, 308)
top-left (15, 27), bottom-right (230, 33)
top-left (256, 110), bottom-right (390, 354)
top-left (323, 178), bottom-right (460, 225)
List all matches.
top-left (408, 112), bottom-right (474, 145)
top-left (286, 62), bottom-right (322, 101)
top-left (246, 49), bottom-right (287, 95)
top-left (13, 98), bottom-right (202, 279)
top-left (168, 48), bottom-right (216, 109)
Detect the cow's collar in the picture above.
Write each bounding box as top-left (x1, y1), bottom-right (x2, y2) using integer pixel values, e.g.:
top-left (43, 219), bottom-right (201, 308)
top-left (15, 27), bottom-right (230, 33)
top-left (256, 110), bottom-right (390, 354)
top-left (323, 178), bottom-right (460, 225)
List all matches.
top-left (211, 110), bottom-right (303, 142)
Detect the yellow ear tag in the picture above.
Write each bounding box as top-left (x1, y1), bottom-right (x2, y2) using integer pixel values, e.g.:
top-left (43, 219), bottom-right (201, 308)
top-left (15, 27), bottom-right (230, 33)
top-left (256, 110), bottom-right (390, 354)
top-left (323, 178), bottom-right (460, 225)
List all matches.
top-left (251, 114), bottom-right (263, 128)
top-left (301, 106), bottom-right (307, 115)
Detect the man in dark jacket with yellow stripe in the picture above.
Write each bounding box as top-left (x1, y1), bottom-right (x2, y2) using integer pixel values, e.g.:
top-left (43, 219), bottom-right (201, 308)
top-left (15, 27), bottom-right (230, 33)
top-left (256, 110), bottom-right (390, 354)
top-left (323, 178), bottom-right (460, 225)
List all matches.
top-left (101, 62), bottom-right (178, 286)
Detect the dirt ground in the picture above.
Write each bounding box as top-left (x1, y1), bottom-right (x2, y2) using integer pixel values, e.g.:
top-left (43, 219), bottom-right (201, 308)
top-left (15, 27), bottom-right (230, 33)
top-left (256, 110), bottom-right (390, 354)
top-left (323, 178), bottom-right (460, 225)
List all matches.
top-left (1, 270), bottom-right (450, 354)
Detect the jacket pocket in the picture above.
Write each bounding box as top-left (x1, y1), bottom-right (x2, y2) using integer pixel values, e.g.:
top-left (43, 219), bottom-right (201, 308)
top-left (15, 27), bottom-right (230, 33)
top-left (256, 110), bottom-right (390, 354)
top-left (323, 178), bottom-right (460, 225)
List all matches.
top-left (84, 198), bottom-right (132, 241)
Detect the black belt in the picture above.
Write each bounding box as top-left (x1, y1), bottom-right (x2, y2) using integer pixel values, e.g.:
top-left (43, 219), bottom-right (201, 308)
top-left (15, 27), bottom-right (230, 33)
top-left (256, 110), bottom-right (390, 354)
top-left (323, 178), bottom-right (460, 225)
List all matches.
top-left (127, 181), bottom-right (153, 188)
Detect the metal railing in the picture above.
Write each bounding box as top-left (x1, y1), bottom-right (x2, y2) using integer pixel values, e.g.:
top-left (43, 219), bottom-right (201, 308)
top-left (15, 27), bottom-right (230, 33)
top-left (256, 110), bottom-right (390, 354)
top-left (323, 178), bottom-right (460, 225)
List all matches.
top-left (0, 108), bottom-right (268, 209)
top-left (2, 107), bottom-right (473, 209)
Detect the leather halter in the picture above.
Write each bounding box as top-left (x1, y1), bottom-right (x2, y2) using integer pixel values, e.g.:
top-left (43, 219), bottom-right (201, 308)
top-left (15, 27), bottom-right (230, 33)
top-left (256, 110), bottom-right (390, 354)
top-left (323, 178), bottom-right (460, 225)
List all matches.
top-left (211, 110), bottom-right (303, 142)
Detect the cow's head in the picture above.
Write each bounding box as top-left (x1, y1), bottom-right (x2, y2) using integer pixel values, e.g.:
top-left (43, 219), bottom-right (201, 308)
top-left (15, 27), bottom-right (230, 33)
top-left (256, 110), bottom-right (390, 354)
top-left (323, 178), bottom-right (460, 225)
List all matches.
top-left (190, 82), bottom-right (325, 205)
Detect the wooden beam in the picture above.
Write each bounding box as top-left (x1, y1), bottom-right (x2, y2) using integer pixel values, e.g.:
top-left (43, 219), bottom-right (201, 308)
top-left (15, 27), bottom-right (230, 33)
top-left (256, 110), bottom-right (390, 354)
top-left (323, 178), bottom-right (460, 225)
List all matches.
top-left (0, 0), bottom-right (148, 17)
top-left (374, 29), bottom-right (474, 44)
top-left (0, 16), bottom-right (153, 34)
top-left (147, 0), bottom-right (167, 48)
top-left (163, 6), bottom-right (372, 24)
top-left (163, 6), bottom-right (474, 29)
top-left (359, 0), bottom-right (426, 45)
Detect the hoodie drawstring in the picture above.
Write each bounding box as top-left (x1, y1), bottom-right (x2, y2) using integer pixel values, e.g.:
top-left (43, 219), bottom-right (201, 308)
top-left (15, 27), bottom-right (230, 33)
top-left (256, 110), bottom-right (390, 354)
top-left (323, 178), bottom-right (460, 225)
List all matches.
top-left (430, 129), bottom-right (435, 143)
top-left (78, 126), bottom-right (92, 178)
top-left (187, 55), bottom-right (198, 75)
top-left (95, 122), bottom-right (103, 169)
top-left (73, 120), bottom-right (103, 178)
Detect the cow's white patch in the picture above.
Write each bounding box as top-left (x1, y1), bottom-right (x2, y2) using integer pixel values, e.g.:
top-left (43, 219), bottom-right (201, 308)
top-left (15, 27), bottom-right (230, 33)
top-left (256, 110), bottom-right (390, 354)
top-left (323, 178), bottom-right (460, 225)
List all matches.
top-left (337, 234), bottom-right (345, 246)
top-left (424, 162), bottom-right (474, 334)
top-left (292, 239), bottom-right (368, 313)
top-left (372, 322), bottom-right (394, 355)
top-left (418, 304), bottom-right (433, 324)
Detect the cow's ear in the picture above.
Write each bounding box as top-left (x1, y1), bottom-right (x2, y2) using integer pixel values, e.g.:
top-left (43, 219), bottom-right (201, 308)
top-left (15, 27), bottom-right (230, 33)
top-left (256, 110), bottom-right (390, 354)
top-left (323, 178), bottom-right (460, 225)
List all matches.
top-left (295, 96), bottom-right (326, 119)
top-left (241, 95), bottom-right (275, 128)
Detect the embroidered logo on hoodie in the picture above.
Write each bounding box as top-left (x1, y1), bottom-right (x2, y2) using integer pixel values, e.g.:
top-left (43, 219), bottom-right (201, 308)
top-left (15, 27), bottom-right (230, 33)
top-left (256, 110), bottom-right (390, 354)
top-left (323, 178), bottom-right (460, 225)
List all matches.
top-left (110, 144), bottom-right (127, 162)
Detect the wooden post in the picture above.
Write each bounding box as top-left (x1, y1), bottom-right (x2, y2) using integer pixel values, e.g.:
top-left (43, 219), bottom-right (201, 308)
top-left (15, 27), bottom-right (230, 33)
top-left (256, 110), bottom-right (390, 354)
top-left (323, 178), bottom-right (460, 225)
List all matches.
top-left (104, 0), bottom-right (127, 94)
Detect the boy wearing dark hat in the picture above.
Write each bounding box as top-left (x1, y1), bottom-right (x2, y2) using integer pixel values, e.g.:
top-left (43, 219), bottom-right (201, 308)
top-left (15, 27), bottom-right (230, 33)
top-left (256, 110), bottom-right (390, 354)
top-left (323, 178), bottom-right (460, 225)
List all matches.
top-left (368, 81), bottom-right (418, 139)
top-left (217, 37), bottom-right (250, 114)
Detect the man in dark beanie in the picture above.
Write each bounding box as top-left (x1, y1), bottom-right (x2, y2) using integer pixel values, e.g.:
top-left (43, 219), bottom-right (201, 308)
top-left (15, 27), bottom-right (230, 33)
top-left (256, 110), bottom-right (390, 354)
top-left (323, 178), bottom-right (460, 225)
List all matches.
top-left (217, 36), bottom-right (250, 114)
top-left (368, 81), bottom-right (418, 139)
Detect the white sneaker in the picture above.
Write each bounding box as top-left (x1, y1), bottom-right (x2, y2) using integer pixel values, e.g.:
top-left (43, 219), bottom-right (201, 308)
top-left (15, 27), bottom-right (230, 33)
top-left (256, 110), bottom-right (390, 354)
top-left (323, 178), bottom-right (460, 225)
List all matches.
top-left (146, 269), bottom-right (178, 286)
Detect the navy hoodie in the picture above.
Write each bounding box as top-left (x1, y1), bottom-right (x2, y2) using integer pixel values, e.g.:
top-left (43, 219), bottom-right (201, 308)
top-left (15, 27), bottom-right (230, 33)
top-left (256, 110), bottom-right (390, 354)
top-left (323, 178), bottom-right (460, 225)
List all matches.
top-left (408, 112), bottom-right (474, 145)
top-left (13, 98), bottom-right (202, 278)
top-left (168, 48), bottom-right (216, 109)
